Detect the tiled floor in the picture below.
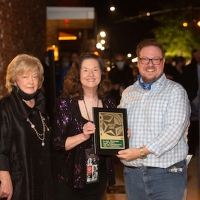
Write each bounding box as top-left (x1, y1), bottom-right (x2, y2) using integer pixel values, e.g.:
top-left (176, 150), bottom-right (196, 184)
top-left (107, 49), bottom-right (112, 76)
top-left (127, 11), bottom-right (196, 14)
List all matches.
top-left (106, 155), bottom-right (200, 200)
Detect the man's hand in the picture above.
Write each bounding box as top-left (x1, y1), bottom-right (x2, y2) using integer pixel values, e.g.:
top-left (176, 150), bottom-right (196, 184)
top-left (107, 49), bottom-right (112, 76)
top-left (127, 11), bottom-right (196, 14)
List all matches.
top-left (127, 129), bottom-right (131, 138)
top-left (116, 148), bottom-right (140, 161)
top-left (117, 146), bottom-right (150, 162)
top-left (0, 171), bottom-right (13, 200)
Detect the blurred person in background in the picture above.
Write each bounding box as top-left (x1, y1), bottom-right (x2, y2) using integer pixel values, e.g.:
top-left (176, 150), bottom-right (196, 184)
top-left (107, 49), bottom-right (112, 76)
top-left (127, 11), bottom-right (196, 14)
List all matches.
top-left (165, 56), bottom-right (185, 85)
top-left (182, 49), bottom-right (200, 156)
top-left (190, 56), bottom-right (200, 187)
top-left (69, 51), bottom-right (79, 67)
top-left (108, 53), bottom-right (134, 105)
top-left (55, 55), bottom-right (71, 97)
top-left (132, 65), bottom-right (140, 83)
top-left (172, 56), bottom-right (186, 85)
top-left (190, 49), bottom-right (197, 65)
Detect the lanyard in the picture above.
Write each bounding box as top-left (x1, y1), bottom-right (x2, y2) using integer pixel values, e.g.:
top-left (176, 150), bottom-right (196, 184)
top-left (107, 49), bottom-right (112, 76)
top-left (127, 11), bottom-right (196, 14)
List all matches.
top-left (83, 97), bottom-right (99, 148)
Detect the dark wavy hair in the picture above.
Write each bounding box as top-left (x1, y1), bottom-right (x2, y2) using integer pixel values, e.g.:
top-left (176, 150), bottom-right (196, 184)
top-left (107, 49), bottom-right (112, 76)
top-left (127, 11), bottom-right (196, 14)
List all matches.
top-left (63, 52), bottom-right (112, 100)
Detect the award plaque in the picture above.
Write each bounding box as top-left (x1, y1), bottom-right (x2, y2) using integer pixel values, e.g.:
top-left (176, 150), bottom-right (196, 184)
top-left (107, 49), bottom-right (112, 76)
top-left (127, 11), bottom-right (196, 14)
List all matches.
top-left (93, 107), bottom-right (128, 155)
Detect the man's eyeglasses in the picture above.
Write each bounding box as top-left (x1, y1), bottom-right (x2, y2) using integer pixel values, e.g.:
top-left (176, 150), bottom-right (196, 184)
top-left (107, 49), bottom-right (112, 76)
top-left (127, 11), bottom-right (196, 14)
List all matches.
top-left (139, 57), bottom-right (163, 65)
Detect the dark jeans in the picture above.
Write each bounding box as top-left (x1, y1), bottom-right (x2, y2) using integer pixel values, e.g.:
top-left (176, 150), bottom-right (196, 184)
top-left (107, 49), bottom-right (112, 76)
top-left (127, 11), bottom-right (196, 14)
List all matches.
top-left (124, 160), bottom-right (187, 200)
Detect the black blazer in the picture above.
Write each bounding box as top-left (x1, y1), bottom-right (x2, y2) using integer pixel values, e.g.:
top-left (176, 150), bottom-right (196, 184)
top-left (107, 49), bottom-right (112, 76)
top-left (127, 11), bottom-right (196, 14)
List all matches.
top-left (0, 88), bottom-right (54, 200)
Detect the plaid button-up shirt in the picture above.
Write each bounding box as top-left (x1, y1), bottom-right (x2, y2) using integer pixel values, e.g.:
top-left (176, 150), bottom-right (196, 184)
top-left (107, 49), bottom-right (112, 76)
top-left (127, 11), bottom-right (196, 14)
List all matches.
top-left (118, 74), bottom-right (191, 168)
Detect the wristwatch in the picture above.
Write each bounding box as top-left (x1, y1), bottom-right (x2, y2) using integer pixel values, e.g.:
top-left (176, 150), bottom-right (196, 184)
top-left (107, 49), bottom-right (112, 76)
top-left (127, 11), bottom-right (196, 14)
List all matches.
top-left (139, 147), bottom-right (147, 159)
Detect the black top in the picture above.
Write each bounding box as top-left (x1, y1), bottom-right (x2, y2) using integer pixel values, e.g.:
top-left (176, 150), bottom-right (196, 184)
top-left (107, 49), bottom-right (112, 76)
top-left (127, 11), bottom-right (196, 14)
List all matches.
top-left (52, 94), bottom-right (116, 189)
top-left (0, 87), bottom-right (54, 200)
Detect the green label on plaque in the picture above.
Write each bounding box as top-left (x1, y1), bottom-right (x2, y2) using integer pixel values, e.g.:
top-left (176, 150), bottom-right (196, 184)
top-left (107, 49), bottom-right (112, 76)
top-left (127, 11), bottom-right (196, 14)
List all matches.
top-left (101, 140), bottom-right (124, 149)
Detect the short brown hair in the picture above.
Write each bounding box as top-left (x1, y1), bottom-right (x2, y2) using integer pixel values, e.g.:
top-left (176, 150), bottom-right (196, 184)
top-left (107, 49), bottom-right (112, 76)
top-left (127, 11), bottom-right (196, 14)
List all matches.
top-left (63, 52), bottom-right (112, 100)
top-left (136, 38), bottom-right (165, 58)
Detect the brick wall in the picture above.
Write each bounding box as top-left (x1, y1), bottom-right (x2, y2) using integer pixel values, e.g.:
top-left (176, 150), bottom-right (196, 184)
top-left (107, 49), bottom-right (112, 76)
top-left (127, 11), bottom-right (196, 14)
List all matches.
top-left (0, 0), bottom-right (46, 98)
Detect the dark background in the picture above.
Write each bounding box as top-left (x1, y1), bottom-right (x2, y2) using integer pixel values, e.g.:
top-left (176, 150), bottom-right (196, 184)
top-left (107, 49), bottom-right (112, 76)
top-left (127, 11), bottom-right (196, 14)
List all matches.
top-left (87, 0), bottom-right (200, 56)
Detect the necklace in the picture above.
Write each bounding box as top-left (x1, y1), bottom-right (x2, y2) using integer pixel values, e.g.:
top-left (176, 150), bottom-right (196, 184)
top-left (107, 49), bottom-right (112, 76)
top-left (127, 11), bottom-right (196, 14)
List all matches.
top-left (26, 111), bottom-right (49, 146)
top-left (83, 97), bottom-right (99, 121)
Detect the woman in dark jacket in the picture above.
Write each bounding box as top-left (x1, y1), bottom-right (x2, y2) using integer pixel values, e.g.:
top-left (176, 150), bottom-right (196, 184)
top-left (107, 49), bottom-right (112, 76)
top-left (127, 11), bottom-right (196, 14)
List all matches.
top-left (0, 54), bottom-right (54, 200)
top-left (52, 53), bottom-right (116, 200)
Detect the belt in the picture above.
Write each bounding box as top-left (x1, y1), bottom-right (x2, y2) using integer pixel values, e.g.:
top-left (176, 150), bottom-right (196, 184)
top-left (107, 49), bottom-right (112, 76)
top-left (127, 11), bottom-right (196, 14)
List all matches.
top-left (125, 160), bottom-right (185, 170)
top-left (125, 166), bottom-right (158, 169)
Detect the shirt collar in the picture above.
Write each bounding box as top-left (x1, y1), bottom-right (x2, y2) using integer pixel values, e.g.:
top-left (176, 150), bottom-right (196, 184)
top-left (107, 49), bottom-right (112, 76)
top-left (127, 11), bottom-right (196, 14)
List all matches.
top-left (137, 73), bottom-right (166, 91)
